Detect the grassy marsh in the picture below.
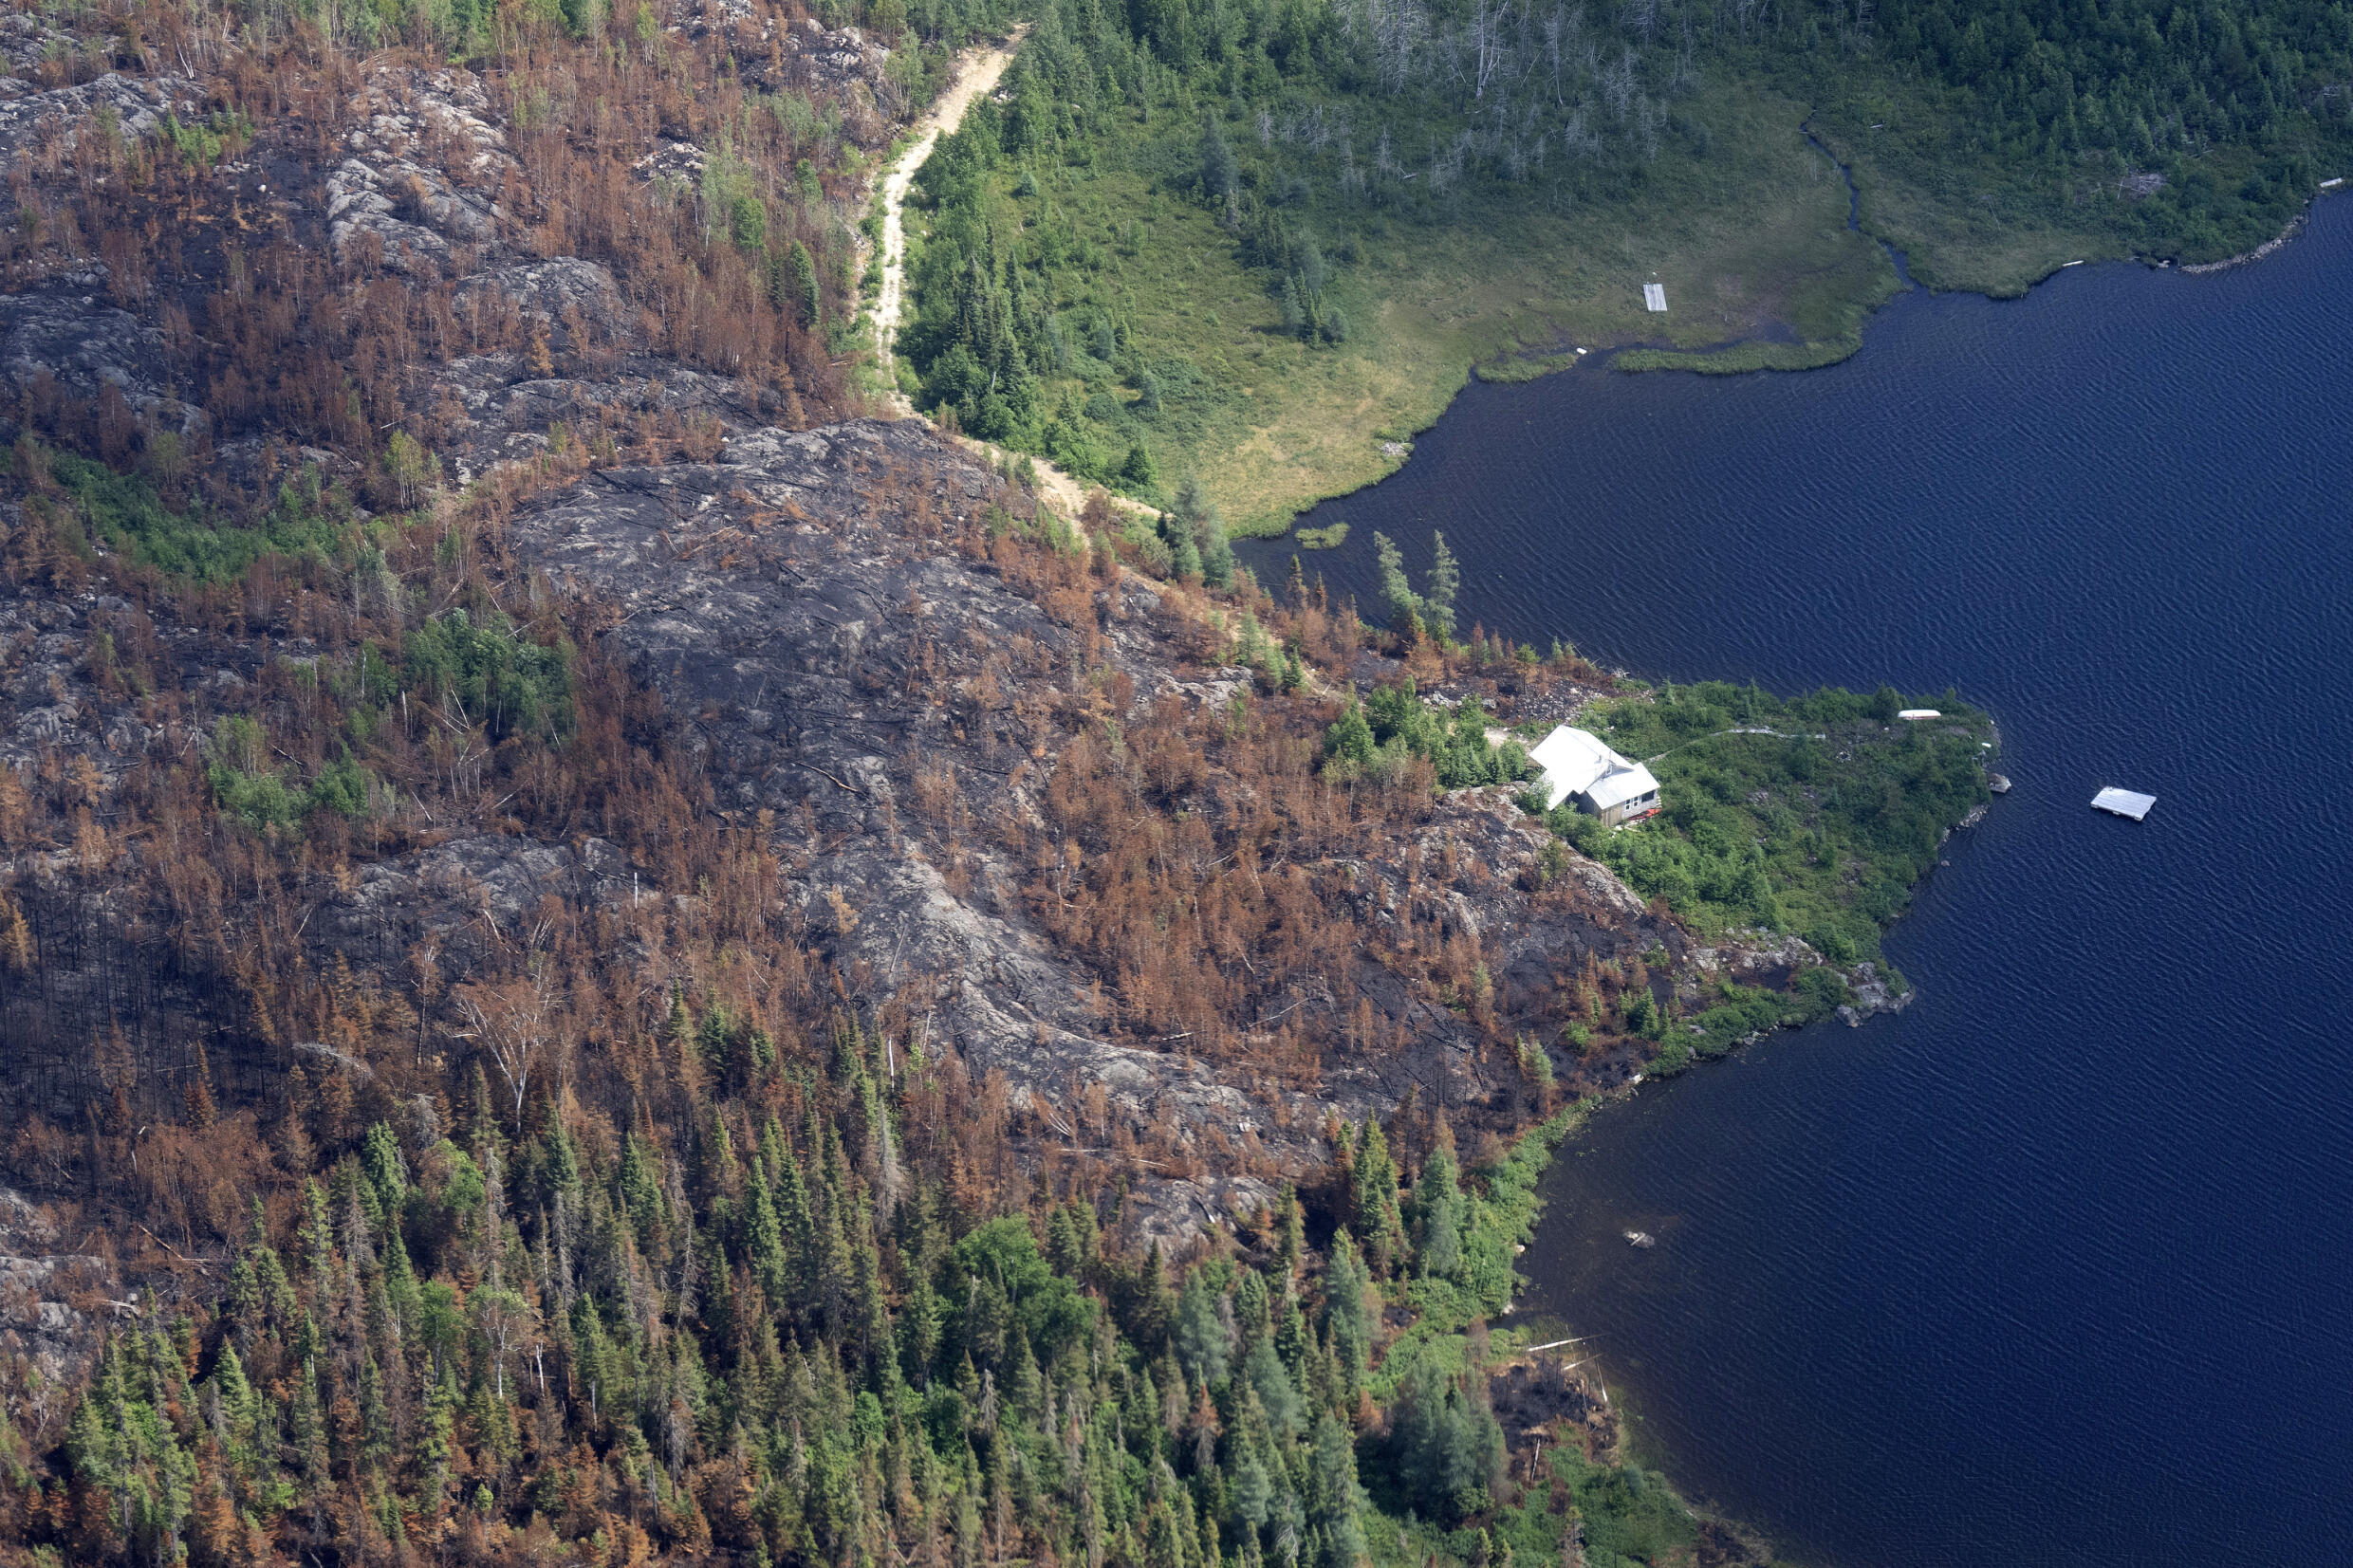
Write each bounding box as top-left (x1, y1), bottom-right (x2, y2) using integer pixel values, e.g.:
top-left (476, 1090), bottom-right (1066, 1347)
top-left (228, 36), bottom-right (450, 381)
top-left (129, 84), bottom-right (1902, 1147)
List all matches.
top-left (908, 78), bottom-right (1898, 536)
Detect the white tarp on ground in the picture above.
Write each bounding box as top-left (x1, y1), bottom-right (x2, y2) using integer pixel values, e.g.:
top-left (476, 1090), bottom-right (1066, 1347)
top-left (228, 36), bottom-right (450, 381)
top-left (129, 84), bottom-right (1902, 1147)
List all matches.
top-left (2091, 786), bottom-right (2158, 821)
top-left (1642, 282), bottom-right (1668, 311)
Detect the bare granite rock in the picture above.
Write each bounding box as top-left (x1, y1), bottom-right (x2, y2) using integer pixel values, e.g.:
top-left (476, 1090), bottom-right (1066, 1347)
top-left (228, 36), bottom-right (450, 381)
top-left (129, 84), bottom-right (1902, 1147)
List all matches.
top-left (327, 65), bottom-right (514, 267)
top-left (0, 71), bottom-right (202, 163)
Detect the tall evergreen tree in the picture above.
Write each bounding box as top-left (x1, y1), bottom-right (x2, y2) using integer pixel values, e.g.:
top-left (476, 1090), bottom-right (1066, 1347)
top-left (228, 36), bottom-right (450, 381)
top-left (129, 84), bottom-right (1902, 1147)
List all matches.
top-left (1412, 1137), bottom-right (1465, 1280)
top-left (1424, 532), bottom-right (1460, 645)
top-left (745, 1157), bottom-right (791, 1307)
top-left (1371, 532), bottom-right (1423, 636)
top-left (785, 239), bottom-right (820, 327)
top-left (1350, 1118), bottom-right (1408, 1277)
top-left (1320, 1231), bottom-right (1373, 1394)
top-left (1199, 113), bottom-right (1239, 199)
top-left (1171, 1270), bottom-right (1232, 1388)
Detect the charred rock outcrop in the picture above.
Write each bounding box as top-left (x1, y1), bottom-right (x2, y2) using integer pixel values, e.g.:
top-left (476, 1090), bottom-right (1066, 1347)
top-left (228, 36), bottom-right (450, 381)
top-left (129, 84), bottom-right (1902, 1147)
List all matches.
top-left (0, 2), bottom-right (1791, 1273)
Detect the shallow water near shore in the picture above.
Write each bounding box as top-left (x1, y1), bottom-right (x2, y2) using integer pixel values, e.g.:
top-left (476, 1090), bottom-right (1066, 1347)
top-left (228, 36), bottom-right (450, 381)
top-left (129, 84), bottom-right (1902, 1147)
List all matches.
top-left (1237, 203), bottom-right (2353, 1566)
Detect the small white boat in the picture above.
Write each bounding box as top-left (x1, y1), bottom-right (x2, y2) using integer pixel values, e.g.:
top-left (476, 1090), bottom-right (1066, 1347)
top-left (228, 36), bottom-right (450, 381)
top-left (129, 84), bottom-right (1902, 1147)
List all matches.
top-left (1623, 1230), bottom-right (1656, 1248)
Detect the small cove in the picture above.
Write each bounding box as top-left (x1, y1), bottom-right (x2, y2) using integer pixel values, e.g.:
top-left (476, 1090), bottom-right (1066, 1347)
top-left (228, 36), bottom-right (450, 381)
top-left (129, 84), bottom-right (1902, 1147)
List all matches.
top-left (1236, 199), bottom-right (2353, 1567)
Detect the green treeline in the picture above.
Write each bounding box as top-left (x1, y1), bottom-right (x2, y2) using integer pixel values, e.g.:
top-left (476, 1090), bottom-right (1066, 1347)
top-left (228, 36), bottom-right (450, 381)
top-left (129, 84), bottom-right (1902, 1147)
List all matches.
top-left (901, 0), bottom-right (2351, 497)
top-left (41, 1009), bottom-right (1685, 1567)
top-left (1856, 0), bottom-right (2353, 252)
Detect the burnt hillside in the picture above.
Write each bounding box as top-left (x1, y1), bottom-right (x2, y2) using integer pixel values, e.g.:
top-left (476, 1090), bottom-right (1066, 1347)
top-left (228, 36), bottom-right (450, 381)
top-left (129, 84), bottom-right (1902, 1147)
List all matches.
top-left (0, 7), bottom-right (1827, 1566)
top-left (0, 0), bottom-right (1761, 1238)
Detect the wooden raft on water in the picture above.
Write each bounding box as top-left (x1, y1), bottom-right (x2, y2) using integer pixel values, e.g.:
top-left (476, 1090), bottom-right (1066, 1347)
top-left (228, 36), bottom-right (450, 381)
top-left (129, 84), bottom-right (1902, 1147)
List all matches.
top-left (2091, 787), bottom-right (2157, 821)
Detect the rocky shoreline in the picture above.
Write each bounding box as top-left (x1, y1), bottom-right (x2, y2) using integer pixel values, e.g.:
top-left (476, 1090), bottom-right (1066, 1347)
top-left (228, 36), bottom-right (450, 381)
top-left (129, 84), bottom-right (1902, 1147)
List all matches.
top-left (2176, 180), bottom-right (2350, 275)
top-left (2179, 210), bottom-right (2309, 274)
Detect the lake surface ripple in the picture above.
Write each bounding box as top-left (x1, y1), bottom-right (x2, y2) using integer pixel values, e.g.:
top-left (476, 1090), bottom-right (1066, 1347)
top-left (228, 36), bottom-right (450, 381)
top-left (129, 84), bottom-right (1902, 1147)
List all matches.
top-left (1236, 202), bottom-right (2353, 1568)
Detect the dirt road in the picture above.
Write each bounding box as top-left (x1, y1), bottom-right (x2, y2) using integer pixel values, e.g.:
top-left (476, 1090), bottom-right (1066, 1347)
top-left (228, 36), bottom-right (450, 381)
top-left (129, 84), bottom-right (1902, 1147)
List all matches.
top-left (873, 31), bottom-right (1021, 410)
top-left (867, 31), bottom-right (1147, 523)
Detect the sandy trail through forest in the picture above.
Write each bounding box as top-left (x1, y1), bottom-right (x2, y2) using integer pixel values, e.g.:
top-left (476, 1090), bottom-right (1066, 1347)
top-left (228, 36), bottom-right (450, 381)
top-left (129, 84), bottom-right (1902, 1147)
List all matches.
top-left (868, 29), bottom-right (1145, 522)
top-left (873, 30), bottom-right (1022, 411)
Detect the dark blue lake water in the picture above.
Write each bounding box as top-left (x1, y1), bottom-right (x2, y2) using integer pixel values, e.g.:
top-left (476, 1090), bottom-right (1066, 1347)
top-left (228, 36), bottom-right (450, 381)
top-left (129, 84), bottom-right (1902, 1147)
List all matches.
top-left (1237, 201), bottom-right (2353, 1567)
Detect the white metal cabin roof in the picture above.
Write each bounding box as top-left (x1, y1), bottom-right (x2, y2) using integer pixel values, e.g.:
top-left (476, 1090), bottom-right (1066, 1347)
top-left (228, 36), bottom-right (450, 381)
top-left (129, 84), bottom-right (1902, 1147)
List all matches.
top-left (1529, 727), bottom-right (1615, 807)
top-left (1530, 726), bottom-right (1659, 813)
top-left (1585, 764), bottom-right (1661, 812)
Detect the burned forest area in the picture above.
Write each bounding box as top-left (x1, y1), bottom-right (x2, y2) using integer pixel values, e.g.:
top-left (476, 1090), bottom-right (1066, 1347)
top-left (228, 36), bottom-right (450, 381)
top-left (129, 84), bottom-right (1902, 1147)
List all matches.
top-left (0, 4), bottom-right (1831, 1566)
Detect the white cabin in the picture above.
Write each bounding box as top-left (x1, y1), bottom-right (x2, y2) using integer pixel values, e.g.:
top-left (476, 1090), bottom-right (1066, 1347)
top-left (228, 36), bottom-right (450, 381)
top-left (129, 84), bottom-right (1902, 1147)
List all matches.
top-left (1529, 727), bottom-right (1662, 826)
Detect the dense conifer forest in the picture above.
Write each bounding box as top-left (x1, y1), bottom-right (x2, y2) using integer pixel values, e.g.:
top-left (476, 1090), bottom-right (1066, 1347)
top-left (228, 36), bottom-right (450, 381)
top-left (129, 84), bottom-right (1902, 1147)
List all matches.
top-left (34, 1005), bottom-right (1573, 1568)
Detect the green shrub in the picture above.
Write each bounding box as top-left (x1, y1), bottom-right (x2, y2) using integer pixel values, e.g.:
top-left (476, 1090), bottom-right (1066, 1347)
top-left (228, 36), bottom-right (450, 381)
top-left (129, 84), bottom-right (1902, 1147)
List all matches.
top-left (399, 608), bottom-right (574, 744)
top-left (52, 452), bottom-right (358, 582)
top-left (206, 717), bottom-right (382, 830)
top-left (1325, 676), bottom-right (1529, 791)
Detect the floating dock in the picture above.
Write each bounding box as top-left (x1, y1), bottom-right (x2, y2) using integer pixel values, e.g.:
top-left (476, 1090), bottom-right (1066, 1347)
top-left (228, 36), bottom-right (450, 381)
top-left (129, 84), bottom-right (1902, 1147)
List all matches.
top-left (2091, 787), bottom-right (2157, 821)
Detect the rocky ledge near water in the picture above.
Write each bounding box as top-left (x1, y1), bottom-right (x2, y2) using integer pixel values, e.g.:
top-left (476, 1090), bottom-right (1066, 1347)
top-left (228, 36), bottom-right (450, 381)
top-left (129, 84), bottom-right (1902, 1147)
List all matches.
top-left (1837, 960), bottom-right (1912, 1026)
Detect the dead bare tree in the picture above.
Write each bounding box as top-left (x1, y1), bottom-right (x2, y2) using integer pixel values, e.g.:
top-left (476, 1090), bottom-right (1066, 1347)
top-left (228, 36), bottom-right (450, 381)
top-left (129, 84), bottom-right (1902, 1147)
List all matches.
top-left (1473, 0), bottom-right (1509, 98)
top-left (454, 961), bottom-right (558, 1129)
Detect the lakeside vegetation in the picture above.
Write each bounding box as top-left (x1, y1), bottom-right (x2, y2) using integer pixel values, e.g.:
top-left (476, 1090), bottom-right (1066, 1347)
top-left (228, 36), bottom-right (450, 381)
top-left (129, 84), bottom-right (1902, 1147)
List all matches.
top-left (1536, 681), bottom-right (1993, 968)
top-left (1322, 544), bottom-right (1993, 982)
top-left (899, 13), bottom-right (1892, 528)
top-left (898, 0), bottom-right (2353, 529)
top-left (1336, 538), bottom-right (1993, 980)
top-left (1792, 0), bottom-right (2353, 292)
top-left (1303, 545), bottom-right (1989, 1079)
